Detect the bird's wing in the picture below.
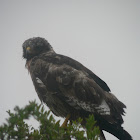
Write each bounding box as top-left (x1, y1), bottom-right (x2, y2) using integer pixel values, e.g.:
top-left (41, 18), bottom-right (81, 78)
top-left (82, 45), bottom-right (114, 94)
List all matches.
top-left (44, 62), bottom-right (126, 124)
top-left (38, 53), bottom-right (110, 92)
top-left (56, 54), bottom-right (111, 92)
top-left (36, 55), bottom-right (112, 116)
top-left (30, 54), bottom-right (125, 122)
top-left (29, 55), bottom-right (111, 116)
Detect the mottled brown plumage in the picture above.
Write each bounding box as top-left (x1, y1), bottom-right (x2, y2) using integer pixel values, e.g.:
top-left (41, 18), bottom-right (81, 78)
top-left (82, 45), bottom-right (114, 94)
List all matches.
top-left (23, 37), bottom-right (132, 140)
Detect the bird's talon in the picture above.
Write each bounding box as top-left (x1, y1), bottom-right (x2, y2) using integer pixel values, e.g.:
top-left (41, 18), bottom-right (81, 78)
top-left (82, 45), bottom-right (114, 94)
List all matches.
top-left (61, 114), bottom-right (70, 128)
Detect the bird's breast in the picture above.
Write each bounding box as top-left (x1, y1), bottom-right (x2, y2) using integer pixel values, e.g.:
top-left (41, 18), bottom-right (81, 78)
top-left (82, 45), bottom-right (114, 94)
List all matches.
top-left (25, 59), bottom-right (33, 73)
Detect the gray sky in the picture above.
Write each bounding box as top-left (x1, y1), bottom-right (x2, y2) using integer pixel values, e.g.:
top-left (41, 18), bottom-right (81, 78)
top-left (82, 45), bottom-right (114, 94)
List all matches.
top-left (0, 0), bottom-right (139, 139)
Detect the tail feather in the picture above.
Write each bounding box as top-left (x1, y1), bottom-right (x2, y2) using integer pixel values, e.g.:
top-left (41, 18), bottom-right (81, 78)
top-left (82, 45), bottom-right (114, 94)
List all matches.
top-left (102, 123), bottom-right (132, 140)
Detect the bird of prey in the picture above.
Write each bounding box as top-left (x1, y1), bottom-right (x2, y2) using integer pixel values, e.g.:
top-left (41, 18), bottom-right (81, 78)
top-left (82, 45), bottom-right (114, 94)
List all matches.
top-left (22, 37), bottom-right (132, 140)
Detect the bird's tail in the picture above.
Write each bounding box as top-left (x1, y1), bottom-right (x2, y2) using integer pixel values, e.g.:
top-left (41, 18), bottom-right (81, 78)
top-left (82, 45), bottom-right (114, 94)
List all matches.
top-left (102, 122), bottom-right (132, 140)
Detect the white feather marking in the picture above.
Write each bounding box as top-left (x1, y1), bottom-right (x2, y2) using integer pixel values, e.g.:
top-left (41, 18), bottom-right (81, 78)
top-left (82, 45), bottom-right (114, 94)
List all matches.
top-left (36, 77), bottom-right (46, 88)
top-left (95, 100), bottom-right (110, 115)
top-left (78, 72), bottom-right (86, 78)
top-left (66, 96), bottom-right (95, 112)
top-left (66, 96), bottom-right (110, 115)
top-left (48, 63), bottom-right (58, 73)
top-left (36, 77), bottom-right (43, 84)
top-left (73, 71), bottom-right (87, 86)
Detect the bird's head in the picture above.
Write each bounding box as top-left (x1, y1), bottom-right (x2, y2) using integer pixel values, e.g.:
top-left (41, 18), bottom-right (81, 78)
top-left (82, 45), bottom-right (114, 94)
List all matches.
top-left (22, 37), bottom-right (53, 60)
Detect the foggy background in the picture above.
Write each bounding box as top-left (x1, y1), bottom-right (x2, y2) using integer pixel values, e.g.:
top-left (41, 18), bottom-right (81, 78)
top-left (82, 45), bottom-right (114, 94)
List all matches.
top-left (0, 0), bottom-right (139, 139)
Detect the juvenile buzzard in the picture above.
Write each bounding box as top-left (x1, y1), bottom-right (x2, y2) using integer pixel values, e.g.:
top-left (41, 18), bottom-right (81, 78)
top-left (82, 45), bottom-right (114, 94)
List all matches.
top-left (22, 37), bottom-right (132, 140)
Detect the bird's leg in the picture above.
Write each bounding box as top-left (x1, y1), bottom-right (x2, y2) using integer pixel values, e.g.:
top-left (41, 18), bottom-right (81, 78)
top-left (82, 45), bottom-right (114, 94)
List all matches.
top-left (99, 130), bottom-right (106, 140)
top-left (61, 114), bottom-right (71, 128)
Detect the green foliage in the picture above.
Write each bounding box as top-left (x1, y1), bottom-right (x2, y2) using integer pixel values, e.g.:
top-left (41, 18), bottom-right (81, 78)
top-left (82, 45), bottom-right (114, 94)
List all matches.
top-left (0, 101), bottom-right (100, 140)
